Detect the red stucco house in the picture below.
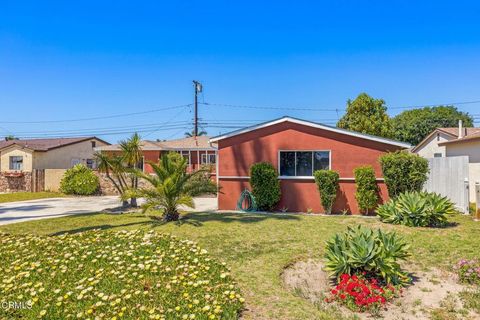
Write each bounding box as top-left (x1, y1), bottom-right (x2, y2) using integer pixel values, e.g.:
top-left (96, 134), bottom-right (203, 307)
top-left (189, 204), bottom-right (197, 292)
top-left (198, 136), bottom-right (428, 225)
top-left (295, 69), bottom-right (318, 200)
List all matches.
top-left (210, 117), bottom-right (411, 214)
top-left (95, 136), bottom-right (217, 176)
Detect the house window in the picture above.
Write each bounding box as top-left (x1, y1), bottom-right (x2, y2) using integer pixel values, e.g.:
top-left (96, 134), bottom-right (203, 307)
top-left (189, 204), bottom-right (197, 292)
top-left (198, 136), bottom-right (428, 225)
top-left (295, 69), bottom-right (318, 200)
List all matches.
top-left (279, 151), bottom-right (330, 177)
top-left (181, 151), bottom-right (190, 164)
top-left (86, 159), bottom-right (95, 169)
top-left (434, 153), bottom-right (443, 158)
top-left (201, 153), bottom-right (216, 164)
top-left (71, 158), bottom-right (81, 167)
top-left (91, 141), bottom-right (96, 148)
top-left (9, 156), bottom-right (23, 171)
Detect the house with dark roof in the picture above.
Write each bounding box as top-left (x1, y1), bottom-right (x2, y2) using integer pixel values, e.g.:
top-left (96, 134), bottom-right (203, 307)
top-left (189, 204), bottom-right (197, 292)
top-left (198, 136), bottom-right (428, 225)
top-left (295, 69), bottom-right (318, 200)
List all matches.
top-left (94, 136), bottom-right (217, 175)
top-left (0, 137), bottom-right (110, 173)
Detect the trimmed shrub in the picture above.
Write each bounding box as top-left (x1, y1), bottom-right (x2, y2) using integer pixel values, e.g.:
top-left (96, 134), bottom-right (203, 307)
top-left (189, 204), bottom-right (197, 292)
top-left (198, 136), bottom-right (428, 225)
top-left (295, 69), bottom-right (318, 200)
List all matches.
top-left (250, 162), bottom-right (281, 211)
top-left (60, 164), bottom-right (100, 195)
top-left (314, 170), bottom-right (339, 214)
top-left (379, 151), bottom-right (429, 198)
top-left (377, 191), bottom-right (456, 227)
top-left (354, 166), bottom-right (379, 215)
top-left (324, 226), bottom-right (411, 285)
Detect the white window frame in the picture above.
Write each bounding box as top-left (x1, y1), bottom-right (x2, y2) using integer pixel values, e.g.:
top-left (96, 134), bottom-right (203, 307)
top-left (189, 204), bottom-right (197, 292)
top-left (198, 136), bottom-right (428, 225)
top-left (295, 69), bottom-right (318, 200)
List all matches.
top-left (278, 150), bottom-right (331, 179)
top-left (201, 153), bottom-right (216, 165)
top-left (9, 156), bottom-right (24, 171)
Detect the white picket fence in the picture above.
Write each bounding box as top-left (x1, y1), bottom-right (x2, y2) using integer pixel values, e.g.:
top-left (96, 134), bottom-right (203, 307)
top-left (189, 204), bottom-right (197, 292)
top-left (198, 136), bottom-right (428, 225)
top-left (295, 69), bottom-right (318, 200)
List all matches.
top-left (424, 156), bottom-right (469, 213)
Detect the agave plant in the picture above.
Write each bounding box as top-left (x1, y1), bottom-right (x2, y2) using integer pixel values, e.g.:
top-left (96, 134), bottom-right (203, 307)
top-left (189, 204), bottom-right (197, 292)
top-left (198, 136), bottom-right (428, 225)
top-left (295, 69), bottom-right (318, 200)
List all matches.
top-left (324, 226), bottom-right (410, 285)
top-left (377, 191), bottom-right (456, 227)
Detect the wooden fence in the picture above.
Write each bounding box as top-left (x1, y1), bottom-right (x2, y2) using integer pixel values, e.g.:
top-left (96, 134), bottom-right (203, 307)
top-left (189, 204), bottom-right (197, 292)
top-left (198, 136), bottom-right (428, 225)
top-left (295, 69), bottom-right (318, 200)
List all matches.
top-left (424, 156), bottom-right (469, 213)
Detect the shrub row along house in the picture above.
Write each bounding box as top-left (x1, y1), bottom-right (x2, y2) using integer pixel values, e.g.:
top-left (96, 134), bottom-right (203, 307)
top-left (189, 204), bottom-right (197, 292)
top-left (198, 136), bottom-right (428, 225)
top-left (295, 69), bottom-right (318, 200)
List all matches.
top-left (210, 117), bottom-right (411, 213)
top-left (0, 137), bottom-right (109, 192)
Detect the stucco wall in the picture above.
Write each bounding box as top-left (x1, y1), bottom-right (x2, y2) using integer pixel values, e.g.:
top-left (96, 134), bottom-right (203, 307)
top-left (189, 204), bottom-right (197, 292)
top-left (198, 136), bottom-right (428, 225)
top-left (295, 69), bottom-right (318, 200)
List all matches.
top-left (445, 140), bottom-right (480, 200)
top-left (0, 146), bottom-right (34, 172)
top-left (44, 169), bottom-right (67, 192)
top-left (33, 139), bottom-right (109, 169)
top-left (415, 132), bottom-right (451, 158)
top-left (217, 122), bottom-right (404, 213)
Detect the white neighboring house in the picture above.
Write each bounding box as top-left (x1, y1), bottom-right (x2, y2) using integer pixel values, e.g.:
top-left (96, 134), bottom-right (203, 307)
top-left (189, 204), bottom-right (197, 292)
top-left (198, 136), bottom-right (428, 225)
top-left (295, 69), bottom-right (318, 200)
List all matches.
top-left (412, 121), bottom-right (480, 200)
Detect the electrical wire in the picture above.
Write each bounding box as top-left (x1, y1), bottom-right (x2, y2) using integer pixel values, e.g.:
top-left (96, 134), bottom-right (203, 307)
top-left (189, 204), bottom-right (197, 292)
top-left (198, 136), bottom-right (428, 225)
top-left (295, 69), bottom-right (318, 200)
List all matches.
top-left (0, 104), bottom-right (192, 124)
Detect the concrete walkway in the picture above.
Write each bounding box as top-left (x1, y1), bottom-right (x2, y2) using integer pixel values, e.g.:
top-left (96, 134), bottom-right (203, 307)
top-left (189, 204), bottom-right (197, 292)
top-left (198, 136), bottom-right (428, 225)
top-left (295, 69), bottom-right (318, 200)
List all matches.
top-left (0, 196), bottom-right (217, 226)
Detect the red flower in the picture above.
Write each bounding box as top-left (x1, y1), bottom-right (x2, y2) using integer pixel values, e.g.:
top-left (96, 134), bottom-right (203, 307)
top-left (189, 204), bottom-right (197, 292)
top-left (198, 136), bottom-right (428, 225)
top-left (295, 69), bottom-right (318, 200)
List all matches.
top-left (331, 289), bottom-right (338, 295)
top-left (340, 294), bottom-right (346, 300)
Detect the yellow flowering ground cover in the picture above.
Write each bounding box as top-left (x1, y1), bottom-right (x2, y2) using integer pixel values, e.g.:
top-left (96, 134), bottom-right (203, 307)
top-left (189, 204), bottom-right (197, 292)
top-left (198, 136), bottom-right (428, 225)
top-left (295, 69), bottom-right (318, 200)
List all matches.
top-left (0, 230), bottom-right (244, 319)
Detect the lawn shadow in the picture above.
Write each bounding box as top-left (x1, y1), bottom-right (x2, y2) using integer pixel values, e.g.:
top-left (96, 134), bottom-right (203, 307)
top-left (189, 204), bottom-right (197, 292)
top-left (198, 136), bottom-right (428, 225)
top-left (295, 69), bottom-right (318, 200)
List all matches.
top-left (47, 212), bottom-right (153, 236)
top-left (173, 211), bottom-right (301, 227)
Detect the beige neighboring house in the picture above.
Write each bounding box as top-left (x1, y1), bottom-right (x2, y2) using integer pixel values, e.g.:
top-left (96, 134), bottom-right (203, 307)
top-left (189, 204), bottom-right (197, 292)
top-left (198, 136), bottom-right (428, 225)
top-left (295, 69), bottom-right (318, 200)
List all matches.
top-left (412, 122), bottom-right (480, 200)
top-left (0, 137), bottom-right (110, 172)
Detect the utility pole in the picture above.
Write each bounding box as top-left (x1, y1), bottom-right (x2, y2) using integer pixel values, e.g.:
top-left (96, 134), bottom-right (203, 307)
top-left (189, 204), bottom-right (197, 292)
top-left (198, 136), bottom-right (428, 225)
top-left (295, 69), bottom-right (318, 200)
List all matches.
top-left (193, 80), bottom-right (202, 137)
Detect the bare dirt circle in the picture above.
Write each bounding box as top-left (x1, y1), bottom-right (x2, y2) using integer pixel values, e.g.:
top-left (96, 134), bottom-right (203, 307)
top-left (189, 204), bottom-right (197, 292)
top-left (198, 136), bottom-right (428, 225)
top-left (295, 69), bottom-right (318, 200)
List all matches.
top-left (282, 259), bottom-right (479, 320)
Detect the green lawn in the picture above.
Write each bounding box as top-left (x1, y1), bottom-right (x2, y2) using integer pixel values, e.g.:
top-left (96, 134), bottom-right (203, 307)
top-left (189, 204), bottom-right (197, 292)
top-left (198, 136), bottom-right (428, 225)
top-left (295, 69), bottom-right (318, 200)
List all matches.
top-left (0, 191), bottom-right (65, 203)
top-left (1, 212), bottom-right (479, 319)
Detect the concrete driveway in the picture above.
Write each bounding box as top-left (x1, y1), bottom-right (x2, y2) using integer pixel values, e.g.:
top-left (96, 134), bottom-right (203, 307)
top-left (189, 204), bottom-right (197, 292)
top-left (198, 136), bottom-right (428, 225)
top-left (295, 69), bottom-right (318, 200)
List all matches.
top-left (0, 196), bottom-right (217, 226)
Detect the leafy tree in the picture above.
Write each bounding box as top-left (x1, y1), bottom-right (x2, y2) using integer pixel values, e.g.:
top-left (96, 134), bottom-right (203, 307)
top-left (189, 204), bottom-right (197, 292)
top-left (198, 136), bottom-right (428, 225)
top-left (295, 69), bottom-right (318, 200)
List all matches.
top-left (337, 93), bottom-right (393, 138)
top-left (120, 133), bottom-right (143, 207)
top-left (125, 152), bottom-right (217, 221)
top-left (392, 106), bottom-right (474, 145)
top-left (5, 135), bottom-right (18, 141)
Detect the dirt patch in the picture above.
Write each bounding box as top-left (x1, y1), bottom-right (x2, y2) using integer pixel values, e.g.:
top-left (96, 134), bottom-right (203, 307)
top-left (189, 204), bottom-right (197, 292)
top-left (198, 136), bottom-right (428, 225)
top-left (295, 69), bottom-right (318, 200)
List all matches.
top-left (282, 259), bottom-right (479, 319)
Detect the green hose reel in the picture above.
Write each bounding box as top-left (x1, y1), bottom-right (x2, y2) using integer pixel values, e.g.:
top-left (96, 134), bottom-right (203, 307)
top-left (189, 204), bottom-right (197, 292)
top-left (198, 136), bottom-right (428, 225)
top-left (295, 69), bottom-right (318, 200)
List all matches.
top-left (236, 189), bottom-right (257, 212)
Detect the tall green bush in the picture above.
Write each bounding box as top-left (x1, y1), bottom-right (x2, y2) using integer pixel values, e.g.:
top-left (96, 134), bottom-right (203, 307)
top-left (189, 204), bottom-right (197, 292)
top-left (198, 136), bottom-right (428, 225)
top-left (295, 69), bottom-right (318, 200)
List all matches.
top-left (250, 162), bottom-right (281, 211)
top-left (60, 164), bottom-right (100, 196)
top-left (354, 166), bottom-right (379, 215)
top-left (314, 170), bottom-right (339, 214)
top-left (379, 151), bottom-right (429, 198)
top-left (324, 226), bottom-right (411, 285)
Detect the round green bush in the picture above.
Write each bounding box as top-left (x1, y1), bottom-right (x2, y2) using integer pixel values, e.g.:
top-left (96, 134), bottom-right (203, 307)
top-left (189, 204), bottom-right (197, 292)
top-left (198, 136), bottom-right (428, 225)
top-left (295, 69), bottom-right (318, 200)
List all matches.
top-left (250, 162), bottom-right (281, 211)
top-left (379, 151), bottom-right (429, 198)
top-left (60, 164), bottom-right (100, 195)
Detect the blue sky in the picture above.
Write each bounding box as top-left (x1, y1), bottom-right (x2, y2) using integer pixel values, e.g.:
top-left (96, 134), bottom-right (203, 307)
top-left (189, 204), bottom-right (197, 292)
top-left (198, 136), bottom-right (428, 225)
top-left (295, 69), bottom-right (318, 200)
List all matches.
top-left (1, 1), bottom-right (480, 143)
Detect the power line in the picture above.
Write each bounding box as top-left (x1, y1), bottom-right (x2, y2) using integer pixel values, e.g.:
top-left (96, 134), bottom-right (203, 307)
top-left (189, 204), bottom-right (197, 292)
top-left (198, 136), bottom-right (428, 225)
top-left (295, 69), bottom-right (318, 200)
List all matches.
top-left (0, 104), bottom-right (192, 124)
top-left (201, 99), bottom-right (480, 112)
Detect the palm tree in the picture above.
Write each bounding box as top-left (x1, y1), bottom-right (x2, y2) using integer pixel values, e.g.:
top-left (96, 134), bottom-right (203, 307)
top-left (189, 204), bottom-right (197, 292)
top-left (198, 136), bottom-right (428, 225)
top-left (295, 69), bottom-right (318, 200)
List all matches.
top-left (125, 152), bottom-right (217, 221)
top-left (184, 129), bottom-right (207, 137)
top-left (120, 133), bottom-right (143, 207)
top-left (94, 152), bottom-right (130, 207)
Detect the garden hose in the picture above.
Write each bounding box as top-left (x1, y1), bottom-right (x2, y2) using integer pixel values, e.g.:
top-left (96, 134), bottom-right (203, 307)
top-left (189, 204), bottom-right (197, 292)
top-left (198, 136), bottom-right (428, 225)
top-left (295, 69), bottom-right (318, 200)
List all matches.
top-left (236, 189), bottom-right (257, 212)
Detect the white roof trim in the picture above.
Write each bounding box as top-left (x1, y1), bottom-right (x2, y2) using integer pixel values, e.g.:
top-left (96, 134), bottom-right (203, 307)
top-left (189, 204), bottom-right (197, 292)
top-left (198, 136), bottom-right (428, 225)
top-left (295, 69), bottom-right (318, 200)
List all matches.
top-left (210, 117), bottom-right (411, 148)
